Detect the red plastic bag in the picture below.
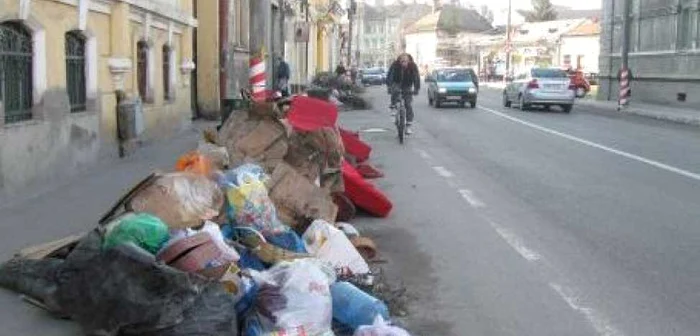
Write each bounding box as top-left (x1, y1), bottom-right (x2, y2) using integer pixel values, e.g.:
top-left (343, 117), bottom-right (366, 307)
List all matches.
top-left (356, 162), bottom-right (384, 179)
top-left (287, 96), bottom-right (338, 131)
top-left (341, 160), bottom-right (392, 217)
top-left (340, 130), bottom-right (372, 163)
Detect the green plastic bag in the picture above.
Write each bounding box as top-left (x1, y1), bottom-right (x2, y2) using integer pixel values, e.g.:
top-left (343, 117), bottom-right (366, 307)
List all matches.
top-left (103, 213), bottom-right (170, 254)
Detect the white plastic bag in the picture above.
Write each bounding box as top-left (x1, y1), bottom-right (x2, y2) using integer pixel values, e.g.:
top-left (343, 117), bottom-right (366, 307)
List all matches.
top-left (354, 316), bottom-right (411, 336)
top-left (303, 220), bottom-right (370, 275)
top-left (252, 259), bottom-right (336, 336)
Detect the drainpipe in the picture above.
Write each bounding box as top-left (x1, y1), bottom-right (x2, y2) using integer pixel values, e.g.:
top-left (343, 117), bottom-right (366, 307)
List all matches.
top-left (607, 0), bottom-right (615, 100)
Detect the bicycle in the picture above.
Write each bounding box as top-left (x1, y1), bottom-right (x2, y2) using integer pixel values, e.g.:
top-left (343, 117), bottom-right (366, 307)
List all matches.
top-left (390, 88), bottom-right (410, 144)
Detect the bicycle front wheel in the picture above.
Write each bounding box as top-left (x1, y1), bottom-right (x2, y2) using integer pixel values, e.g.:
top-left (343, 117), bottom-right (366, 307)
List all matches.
top-left (396, 105), bottom-right (406, 144)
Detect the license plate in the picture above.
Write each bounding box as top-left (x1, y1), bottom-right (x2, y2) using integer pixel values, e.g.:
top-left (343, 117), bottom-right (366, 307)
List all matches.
top-left (544, 84), bottom-right (563, 90)
top-left (446, 96), bottom-right (461, 100)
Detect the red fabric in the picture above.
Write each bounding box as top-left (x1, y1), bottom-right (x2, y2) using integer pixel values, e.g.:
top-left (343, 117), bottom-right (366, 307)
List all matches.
top-left (338, 127), bottom-right (360, 139)
top-left (342, 160), bottom-right (393, 217)
top-left (287, 96), bottom-right (339, 131)
top-left (340, 130), bottom-right (372, 163)
top-left (356, 162), bottom-right (384, 179)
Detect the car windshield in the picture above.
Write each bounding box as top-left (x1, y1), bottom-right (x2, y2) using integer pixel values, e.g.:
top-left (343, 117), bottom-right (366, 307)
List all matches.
top-left (364, 69), bottom-right (383, 75)
top-left (531, 68), bottom-right (568, 78)
top-left (436, 70), bottom-right (472, 82)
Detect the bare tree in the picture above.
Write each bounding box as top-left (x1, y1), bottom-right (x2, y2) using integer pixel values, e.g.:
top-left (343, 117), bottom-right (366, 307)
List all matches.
top-left (479, 5), bottom-right (495, 24)
top-left (519, 0), bottom-right (558, 22)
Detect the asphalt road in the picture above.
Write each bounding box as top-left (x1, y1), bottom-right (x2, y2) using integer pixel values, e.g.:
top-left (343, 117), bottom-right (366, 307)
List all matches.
top-left (342, 86), bottom-right (700, 336)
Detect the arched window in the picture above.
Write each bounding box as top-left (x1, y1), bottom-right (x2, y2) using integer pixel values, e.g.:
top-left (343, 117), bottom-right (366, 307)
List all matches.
top-left (162, 45), bottom-right (171, 101)
top-left (65, 31), bottom-right (86, 112)
top-left (0, 21), bottom-right (33, 123)
top-left (137, 41), bottom-right (148, 99)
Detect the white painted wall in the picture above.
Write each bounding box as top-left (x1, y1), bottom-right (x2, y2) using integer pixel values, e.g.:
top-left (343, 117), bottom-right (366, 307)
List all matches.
top-left (559, 35), bottom-right (601, 73)
top-left (405, 32), bottom-right (437, 68)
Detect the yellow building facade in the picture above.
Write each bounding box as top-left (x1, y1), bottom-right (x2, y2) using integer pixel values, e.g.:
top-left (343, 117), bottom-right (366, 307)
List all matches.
top-left (0, 0), bottom-right (196, 195)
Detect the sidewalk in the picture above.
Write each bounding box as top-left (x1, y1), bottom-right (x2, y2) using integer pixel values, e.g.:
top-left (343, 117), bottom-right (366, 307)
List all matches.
top-left (0, 121), bottom-right (215, 260)
top-left (577, 99), bottom-right (700, 126)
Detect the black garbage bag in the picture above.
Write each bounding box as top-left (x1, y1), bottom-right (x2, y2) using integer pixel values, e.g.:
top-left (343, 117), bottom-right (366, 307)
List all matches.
top-left (0, 230), bottom-right (239, 336)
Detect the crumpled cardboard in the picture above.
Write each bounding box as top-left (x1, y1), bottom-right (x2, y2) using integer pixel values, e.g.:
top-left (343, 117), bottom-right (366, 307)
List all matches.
top-left (265, 163), bottom-right (338, 231)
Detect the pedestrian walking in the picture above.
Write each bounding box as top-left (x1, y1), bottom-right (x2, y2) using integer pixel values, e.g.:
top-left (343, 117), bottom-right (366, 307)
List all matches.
top-left (335, 63), bottom-right (347, 77)
top-left (276, 55), bottom-right (291, 97)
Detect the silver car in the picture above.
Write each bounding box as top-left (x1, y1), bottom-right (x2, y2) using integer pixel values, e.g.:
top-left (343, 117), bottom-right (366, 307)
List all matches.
top-left (503, 67), bottom-right (575, 113)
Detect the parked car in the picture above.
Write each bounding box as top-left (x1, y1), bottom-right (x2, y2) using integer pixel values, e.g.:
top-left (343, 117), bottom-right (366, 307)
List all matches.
top-left (425, 68), bottom-right (479, 108)
top-left (360, 68), bottom-right (386, 86)
top-left (502, 67), bottom-right (575, 113)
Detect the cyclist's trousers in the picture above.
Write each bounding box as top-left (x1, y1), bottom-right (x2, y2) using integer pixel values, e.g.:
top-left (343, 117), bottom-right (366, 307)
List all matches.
top-left (390, 89), bottom-right (414, 123)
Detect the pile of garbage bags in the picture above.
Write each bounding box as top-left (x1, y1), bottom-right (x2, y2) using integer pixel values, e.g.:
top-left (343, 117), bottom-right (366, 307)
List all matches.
top-left (0, 95), bottom-right (405, 336)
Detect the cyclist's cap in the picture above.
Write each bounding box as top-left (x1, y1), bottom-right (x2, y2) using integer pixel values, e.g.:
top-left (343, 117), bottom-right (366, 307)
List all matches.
top-left (287, 96), bottom-right (338, 131)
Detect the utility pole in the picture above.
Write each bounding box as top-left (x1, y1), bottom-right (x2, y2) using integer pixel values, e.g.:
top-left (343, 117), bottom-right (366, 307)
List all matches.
top-left (348, 0), bottom-right (356, 65)
top-left (505, 0), bottom-right (512, 79)
top-left (621, 0), bottom-right (631, 71)
top-left (618, 0), bottom-right (632, 109)
top-left (303, 0), bottom-right (309, 84)
top-left (250, 0), bottom-right (272, 84)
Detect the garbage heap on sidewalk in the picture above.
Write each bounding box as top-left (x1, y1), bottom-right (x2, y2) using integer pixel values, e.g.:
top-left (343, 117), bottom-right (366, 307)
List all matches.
top-left (0, 94), bottom-right (407, 336)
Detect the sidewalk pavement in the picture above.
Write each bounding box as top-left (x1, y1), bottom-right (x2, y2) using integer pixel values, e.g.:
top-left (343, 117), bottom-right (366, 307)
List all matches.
top-left (576, 99), bottom-right (700, 126)
top-left (0, 121), bottom-right (215, 260)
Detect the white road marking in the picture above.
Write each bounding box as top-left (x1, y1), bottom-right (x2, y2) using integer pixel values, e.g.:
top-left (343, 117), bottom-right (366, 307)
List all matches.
top-left (361, 128), bottom-right (388, 133)
top-left (458, 189), bottom-right (486, 208)
top-left (416, 148), bottom-right (432, 160)
top-left (432, 166), bottom-right (454, 178)
top-left (487, 220), bottom-right (542, 262)
top-left (549, 283), bottom-right (625, 336)
top-left (478, 106), bottom-right (700, 182)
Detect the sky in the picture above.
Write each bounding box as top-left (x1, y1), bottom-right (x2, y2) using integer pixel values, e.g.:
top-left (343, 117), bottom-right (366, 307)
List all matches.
top-left (366, 0), bottom-right (602, 10)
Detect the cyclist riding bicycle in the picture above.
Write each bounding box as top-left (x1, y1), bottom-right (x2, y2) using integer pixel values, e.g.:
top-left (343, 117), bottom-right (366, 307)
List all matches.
top-left (386, 53), bottom-right (420, 135)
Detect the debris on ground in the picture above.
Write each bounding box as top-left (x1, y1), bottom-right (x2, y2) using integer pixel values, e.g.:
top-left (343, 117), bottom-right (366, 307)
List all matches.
top-left (0, 89), bottom-right (411, 336)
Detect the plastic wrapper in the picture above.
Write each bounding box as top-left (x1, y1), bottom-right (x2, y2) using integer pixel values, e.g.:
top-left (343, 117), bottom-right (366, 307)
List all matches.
top-left (247, 259), bottom-right (336, 336)
top-left (303, 220), bottom-right (370, 275)
top-left (103, 213), bottom-right (170, 254)
top-left (175, 151), bottom-right (214, 176)
top-left (216, 164), bottom-right (289, 236)
top-left (353, 316), bottom-right (411, 336)
top-left (0, 230), bottom-right (239, 336)
top-left (129, 172), bottom-right (224, 229)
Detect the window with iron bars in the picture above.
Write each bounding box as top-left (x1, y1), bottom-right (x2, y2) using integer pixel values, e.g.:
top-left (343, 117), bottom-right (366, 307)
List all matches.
top-left (137, 41), bottom-right (149, 101)
top-left (66, 31), bottom-right (86, 112)
top-left (0, 21), bottom-right (33, 124)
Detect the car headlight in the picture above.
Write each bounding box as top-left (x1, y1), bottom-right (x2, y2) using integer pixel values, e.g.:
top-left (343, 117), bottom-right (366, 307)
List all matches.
top-left (438, 87), bottom-right (447, 93)
top-left (468, 87), bottom-right (477, 93)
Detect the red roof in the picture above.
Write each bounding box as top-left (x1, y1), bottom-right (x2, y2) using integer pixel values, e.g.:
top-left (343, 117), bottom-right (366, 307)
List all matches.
top-left (565, 20), bottom-right (601, 36)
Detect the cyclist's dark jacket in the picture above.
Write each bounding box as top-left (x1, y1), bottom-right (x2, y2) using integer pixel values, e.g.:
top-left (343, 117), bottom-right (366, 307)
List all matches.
top-left (386, 59), bottom-right (420, 91)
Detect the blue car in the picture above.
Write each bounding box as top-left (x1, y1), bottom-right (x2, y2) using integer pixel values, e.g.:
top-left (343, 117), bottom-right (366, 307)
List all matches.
top-left (425, 68), bottom-right (479, 108)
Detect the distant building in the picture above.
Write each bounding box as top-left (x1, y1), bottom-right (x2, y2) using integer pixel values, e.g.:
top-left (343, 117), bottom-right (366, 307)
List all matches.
top-left (355, 1), bottom-right (432, 68)
top-left (474, 19), bottom-right (592, 77)
top-left (404, 5), bottom-right (492, 70)
top-left (598, 0), bottom-right (699, 108)
top-left (559, 19), bottom-right (601, 74)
